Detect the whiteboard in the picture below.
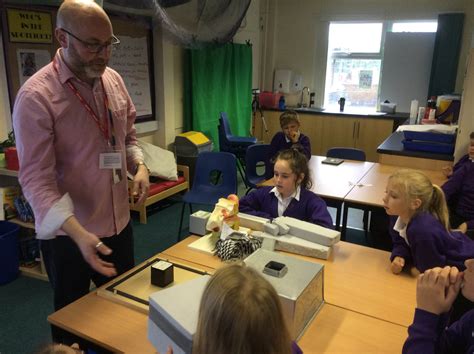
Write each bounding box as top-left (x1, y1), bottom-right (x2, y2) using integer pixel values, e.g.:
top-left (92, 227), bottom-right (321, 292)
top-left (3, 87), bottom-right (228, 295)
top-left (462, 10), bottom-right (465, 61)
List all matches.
top-left (109, 35), bottom-right (152, 117)
top-left (379, 32), bottom-right (435, 112)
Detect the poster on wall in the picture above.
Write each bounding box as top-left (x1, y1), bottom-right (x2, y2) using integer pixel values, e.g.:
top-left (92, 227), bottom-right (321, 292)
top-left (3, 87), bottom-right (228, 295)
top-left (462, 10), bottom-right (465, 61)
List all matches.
top-left (16, 49), bottom-right (51, 86)
top-left (7, 9), bottom-right (53, 44)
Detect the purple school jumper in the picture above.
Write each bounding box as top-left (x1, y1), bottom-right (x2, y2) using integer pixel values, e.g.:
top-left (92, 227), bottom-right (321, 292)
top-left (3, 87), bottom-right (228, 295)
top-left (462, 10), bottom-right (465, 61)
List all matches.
top-left (239, 186), bottom-right (333, 229)
top-left (403, 309), bottom-right (474, 354)
top-left (442, 154), bottom-right (474, 229)
top-left (269, 131), bottom-right (312, 161)
top-left (390, 212), bottom-right (474, 272)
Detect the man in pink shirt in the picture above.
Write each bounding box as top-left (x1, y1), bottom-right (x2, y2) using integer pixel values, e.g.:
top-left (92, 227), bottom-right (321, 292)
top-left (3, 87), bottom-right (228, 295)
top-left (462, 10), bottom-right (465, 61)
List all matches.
top-left (12, 0), bottom-right (149, 332)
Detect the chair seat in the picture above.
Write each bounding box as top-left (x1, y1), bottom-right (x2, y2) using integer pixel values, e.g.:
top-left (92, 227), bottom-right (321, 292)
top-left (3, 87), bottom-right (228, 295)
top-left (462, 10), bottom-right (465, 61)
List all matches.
top-left (149, 176), bottom-right (186, 196)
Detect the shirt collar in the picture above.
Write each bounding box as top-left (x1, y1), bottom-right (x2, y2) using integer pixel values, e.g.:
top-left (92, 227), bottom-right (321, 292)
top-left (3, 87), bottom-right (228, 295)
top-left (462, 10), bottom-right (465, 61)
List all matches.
top-left (393, 216), bottom-right (409, 245)
top-left (270, 185), bottom-right (301, 201)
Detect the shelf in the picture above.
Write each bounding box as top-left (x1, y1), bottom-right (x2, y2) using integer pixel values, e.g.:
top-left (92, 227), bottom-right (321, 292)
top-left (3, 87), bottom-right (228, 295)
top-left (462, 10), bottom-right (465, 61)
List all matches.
top-left (20, 263), bottom-right (48, 281)
top-left (0, 167), bottom-right (19, 177)
top-left (9, 218), bottom-right (35, 229)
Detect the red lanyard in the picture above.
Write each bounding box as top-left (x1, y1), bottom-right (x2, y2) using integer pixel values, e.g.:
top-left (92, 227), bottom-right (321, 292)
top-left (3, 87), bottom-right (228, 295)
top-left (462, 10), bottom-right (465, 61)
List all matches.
top-left (53, 57), bottom-right (115, 146)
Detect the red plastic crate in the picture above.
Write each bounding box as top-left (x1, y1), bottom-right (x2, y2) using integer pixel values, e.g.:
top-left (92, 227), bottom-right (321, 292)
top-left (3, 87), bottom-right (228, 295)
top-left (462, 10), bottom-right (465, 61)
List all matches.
top-left (259, 91), bottom-right (282, 109)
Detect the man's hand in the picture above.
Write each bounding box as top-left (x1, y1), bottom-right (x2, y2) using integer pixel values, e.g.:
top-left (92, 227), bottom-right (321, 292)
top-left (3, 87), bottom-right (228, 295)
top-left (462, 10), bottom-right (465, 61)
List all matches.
top-left (62, 216), bottom-right (117, 277)
top-left (416, 266), bottom-right (462, 315)
top-left (132, 164), bottom-right (150, 206)
top-left (391, 256), bottom-right (405, 274)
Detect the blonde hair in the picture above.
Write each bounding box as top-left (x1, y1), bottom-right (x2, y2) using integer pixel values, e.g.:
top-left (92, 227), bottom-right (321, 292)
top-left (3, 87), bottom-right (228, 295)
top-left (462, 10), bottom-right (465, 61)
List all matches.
top-left (279, 110), bottom-right (300, 128)
top-left (388, 169), bottom-right (450, 230)
top-left (193, 264), bottom-right (292, 354)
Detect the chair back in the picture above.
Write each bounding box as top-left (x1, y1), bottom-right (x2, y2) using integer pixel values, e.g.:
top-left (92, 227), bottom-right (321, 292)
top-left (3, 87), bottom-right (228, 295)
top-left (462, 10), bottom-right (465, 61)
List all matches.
top-left (327, 147), bottom-right (366, 161)
top-left (218, 112), bottom-right (233, 152)
top-left (245, 144), bottom-right (273, 188)
top-left (190, 151), bottom-right (237, 204)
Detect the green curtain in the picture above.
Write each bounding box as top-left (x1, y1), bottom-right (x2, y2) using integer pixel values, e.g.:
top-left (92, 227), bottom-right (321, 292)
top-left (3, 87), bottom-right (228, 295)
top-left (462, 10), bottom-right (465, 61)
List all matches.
top-left (183, 43), bottom-right (253, 149)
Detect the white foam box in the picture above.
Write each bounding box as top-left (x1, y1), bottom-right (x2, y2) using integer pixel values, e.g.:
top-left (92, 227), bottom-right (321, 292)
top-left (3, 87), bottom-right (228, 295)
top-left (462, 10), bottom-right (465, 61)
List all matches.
top-left (238, 212), bottom-right (269, 231)
top-left (148, 275), bottom-right (211, 354)
top-left (274, 216), bottom-right (340, 246)
top-left (244, 249), bottom-right (324, 340)
top-left (252, 231), bottom-right (331, 260)
top-left (189, 210), bottom-right (211, 236)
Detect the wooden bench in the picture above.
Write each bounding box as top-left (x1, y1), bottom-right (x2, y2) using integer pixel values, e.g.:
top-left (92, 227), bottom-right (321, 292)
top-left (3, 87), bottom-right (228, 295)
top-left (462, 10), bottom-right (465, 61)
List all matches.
top-left (129, 165), bottom-right (189, 224)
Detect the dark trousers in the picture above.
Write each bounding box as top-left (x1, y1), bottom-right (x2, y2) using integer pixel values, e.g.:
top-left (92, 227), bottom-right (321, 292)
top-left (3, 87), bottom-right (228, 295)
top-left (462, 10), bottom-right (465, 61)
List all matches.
top-left (41, 222), bottom-right (135, 311)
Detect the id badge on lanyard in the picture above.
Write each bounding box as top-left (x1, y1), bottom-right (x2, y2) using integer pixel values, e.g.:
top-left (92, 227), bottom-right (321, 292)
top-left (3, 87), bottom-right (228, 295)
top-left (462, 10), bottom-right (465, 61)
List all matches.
top-left (100, 148), bottom-right (123, 184)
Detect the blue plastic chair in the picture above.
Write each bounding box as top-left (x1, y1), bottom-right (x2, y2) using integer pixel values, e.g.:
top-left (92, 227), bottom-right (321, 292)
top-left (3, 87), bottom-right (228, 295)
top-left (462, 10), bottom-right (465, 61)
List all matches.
top-left (178, 151), bottom-right (237, 240)
top-left (218, 112), bottom-right (257, 183)
top-left (327, 147), bottom-right (366, 161)
top-left (244, 144), bottom-right (273, 195)
top-left (326, 147), bottom-right (369, 243)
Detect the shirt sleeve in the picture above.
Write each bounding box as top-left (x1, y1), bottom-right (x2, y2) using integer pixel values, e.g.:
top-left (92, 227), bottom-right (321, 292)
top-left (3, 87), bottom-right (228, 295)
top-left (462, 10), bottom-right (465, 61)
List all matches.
top-left (268, 133), bottom-right (281, 162)
top-left (13, 89), bottom-right (74, 239)
top-left (441, 165), bottom-right (465, 202)
top-left (402, 309), bottom-right (449, 354)
top-left (389, 220), bottom-right (412, 263)
top-left (239, 190), bottom-right (273, 219)
top-left (411, 238), bottom-right (447, 273)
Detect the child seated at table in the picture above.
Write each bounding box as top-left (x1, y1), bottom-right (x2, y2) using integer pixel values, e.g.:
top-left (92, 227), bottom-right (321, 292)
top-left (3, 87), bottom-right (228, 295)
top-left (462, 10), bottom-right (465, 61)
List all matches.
top-left (239, 149), bottom-right (333, 229)
top-left (268, 110), bottom-right (311, 161)
top-left (441, 132), bottom-right (474, 234)
top-left (402, 260), bottom-right (474, 353)
top-left (193, 263), bottom-right (302, 354)
top-left (383, 169), bottom-right (474, 275)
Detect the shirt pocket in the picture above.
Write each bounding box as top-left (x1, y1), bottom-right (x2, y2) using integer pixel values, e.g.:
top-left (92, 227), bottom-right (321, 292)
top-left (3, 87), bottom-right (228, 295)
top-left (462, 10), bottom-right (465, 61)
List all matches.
top-left (107, 93), bottom-right (129, 140)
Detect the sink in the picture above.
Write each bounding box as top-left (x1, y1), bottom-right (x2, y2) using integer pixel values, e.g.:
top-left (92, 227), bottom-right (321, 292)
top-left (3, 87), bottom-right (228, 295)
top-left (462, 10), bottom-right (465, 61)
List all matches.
top-left (295, 107), bottom-right (325, 113)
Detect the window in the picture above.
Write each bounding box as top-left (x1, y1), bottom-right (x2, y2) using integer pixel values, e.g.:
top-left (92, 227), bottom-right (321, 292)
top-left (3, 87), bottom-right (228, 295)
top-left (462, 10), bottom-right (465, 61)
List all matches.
top-left (324, 21), bottom-right (437, 111)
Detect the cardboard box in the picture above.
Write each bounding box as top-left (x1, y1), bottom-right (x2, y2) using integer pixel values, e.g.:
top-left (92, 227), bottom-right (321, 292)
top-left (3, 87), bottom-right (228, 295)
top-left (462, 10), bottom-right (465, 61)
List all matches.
top-left (244, 249), bottom-right (324, 340)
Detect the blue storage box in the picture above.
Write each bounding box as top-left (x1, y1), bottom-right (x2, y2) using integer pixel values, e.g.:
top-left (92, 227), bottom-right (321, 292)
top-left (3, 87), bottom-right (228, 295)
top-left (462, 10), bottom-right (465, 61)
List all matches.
top-left (0, 221), bottom-right (20, 285)
top-left (402, 139), bottom-right (455, 155)
top-left (403, 131), bottom-right (456, 144)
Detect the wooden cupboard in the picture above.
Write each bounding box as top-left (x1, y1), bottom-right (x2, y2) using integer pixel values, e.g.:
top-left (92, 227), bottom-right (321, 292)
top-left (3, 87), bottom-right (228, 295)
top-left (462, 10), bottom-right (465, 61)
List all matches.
top-left (253, 111), bottom-right (395, 162)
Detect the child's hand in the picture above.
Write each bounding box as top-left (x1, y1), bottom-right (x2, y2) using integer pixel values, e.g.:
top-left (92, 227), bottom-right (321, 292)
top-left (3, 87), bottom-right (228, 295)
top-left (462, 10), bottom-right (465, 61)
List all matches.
top-left (391, 256), bottom-right (405, 274)
top-left (458, 222), bottom-right (468, 234)
top-left (442, 165), bottom-right (453, 177)
top-left (288, 131), bottom-right (300, 143)
top-left (416, 266), bottom-right (462, 315)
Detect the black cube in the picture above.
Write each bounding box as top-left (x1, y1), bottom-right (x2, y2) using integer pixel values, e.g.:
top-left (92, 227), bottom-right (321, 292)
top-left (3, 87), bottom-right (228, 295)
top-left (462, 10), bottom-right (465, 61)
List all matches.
top-left (151, 260), bottom-right (174, 287)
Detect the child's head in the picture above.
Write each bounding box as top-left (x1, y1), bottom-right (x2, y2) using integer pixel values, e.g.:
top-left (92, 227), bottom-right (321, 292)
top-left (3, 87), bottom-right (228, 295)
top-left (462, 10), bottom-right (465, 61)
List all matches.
top-left (468, 132), bottom-right (474, 159)
top-left (193, 264), bottom-right (292, 354)
top-left (273, 149), bottom-right (311, 197)
top-left (462, 259), bottom-right (474, 301)
top-left (279, 110), bottom-right (300, 138)
top-left (384, 169), bottom-right (449, 228)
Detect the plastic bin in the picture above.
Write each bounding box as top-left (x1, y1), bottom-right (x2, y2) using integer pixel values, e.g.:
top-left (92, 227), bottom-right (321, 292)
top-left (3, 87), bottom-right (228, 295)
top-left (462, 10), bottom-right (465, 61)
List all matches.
top-left (0, 221), bottom-right (20, 285)
top-left (403, 131), bottom-right (456, 144)
top-left (402, 139), bottom-right (455, 155)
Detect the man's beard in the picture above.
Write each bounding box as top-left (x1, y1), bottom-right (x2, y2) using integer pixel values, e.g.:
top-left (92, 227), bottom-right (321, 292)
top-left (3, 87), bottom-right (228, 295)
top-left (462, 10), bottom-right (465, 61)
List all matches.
top-left (69, 44), bottom-right (107, 80)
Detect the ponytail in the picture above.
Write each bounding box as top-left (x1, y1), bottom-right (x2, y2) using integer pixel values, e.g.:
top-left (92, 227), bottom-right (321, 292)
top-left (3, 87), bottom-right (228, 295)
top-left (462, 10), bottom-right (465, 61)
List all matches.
top-left (429, 185), bottom-right (450, 230)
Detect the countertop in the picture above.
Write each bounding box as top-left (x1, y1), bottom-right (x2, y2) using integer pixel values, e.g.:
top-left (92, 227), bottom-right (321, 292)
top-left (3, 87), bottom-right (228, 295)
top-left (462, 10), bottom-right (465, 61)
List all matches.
top-left (377, 131), bottom-right (454, 161)
top-left (263, 107), bottom-right (409, 122)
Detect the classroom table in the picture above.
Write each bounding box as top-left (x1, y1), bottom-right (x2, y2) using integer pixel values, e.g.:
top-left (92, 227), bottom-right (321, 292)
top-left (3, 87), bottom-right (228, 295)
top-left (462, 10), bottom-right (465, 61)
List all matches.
top-left (341, 163), bottom-right (447, 239)
top-left (162, 236), bottom-right (417, 327)
top-left (260, 155), bottom-right (375, 229)
top-left (48, 242), bottom-right (411, 353)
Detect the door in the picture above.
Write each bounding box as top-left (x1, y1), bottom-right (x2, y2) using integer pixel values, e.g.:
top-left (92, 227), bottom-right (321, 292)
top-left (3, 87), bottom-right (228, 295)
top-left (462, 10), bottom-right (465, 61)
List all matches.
top-left (355, 118), bottom-right (393, 162)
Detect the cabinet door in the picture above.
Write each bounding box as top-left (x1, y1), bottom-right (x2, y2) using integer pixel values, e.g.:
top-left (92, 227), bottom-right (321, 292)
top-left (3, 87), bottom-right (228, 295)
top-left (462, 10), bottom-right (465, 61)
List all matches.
top-left (298, 113), bottom-right (324, 155)
top-left (355, 118), bottom-right (393, 162)
top-left (320, 117), bottom-right (358, 155)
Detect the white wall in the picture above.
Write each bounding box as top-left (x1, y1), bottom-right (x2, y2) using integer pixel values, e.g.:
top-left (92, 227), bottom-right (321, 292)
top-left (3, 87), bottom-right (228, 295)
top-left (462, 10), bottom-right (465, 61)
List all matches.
top-left (261, 0), bottom-right (473, 108)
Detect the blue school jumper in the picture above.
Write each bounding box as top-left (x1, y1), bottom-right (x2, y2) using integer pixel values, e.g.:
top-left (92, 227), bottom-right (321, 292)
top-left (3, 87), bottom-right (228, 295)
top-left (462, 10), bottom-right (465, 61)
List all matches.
top-left (268, 131), bottom-right (312, 161)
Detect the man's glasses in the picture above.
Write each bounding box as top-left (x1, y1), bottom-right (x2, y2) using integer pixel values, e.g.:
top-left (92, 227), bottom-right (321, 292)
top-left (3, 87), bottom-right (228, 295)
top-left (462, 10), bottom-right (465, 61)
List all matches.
top-left (61, 28), bottom-right (120, 53)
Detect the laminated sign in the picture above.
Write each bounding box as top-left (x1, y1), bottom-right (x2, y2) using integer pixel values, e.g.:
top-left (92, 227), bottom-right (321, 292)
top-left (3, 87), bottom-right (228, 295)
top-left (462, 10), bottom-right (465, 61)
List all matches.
top-left (7, 9), bottom-right (53, 44)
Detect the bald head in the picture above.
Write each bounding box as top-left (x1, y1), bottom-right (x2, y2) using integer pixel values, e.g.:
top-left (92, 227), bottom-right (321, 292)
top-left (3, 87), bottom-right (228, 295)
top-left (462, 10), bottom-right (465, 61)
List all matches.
top-left (57, 0), bottom-right (111, 34)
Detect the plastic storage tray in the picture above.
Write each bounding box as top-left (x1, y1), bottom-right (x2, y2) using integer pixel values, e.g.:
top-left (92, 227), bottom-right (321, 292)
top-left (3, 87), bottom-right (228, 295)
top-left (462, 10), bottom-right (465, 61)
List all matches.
top-left (402, 139), bottom-right (455, 155)
top-left (403, 131), bottom-right (456, 144)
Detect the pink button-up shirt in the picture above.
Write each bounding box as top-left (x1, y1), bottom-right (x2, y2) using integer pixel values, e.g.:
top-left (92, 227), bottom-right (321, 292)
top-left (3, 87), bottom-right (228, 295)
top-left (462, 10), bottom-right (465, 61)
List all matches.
top-left (13, 49), bottom-right (143, 239)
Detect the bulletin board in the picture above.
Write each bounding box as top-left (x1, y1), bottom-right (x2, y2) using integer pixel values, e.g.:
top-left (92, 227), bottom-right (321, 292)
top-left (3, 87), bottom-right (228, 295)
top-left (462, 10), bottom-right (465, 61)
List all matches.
top-left (0, 4), bottom-right (155, 121)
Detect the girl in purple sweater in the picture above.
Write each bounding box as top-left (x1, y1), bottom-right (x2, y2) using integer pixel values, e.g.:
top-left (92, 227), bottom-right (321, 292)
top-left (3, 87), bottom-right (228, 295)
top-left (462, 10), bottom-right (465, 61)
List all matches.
top-left (403, 260), bottom-right (474, 353)
top-left (383, 169), bottom-right (474, 275)
top-left (240, 149), bottom-right (333, 229)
